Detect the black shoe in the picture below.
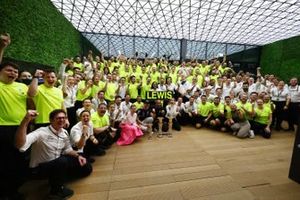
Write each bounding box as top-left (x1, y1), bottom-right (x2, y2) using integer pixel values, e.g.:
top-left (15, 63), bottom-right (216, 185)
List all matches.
top-left (88, 157), bottom-right (95, 163)
top-left (2, 192), bottom-right (25, 200)
top-left (50, 186), bottom-right (74, 199)
top-left (94, 148), bottom-right (106, 156)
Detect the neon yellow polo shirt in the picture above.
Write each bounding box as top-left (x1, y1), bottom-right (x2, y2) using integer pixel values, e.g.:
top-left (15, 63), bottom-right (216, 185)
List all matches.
top-left (34, 84), bottom-right (64, 124)
top-left (133, 101), bottom-right (144, 110)
top-left (76, 81), bottom-right (92, 101)
top-left (74, 62), bottom-right (83, 72)
top-left (91, 81), bottom-right (106, 98)
top-left (0, 82), bottom-right (27, 125)
top-left (141, 83), bottom-right (151, 100)
top-left (224, 104), bottom-right (232, 119)
top-left (169, 73), bottom-right (178, 84)
top-left (197, 102), bottom-right (213, 117)
top-left (212, 103), bottom-right (224, 118)
top-left (128, 83), bottom-right (139, 99)
top-left (254, 107), bottom-right (272, 125)
top-left (236, 102), bottom-right (252, 120)
top-left (150, 72), bottom-right (160, 83)
top-left (104, 82), bottom-right (117, 101)
top-left (91, 112), bottom-right (109, 128)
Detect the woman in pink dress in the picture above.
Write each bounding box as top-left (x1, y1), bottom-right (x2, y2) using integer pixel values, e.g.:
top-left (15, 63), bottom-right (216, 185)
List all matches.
top-left (117, 105), bottom-right (143, 145)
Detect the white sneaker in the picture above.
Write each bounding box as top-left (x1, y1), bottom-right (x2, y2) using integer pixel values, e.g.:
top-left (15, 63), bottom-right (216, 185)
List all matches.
top-left (249, 130), bottom-right (255, 139)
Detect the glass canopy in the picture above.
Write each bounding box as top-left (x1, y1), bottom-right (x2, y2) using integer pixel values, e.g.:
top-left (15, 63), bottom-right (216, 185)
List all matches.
top-left (51, 0), bottom-right (300, 58)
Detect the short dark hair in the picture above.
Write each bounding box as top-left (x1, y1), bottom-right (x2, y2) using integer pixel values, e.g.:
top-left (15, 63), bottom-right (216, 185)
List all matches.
top-left (98, 103), bottom-right (107, 108)
top-left (49, 109), bottom-right (66, 121)
top-left (43, 69), bottom-right (56, 75)
top-left (0, 62), bottom-right (19, 71)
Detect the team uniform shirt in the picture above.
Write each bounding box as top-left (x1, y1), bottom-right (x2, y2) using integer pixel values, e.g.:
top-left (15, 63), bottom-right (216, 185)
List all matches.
top-left (104, 82), bottom-right (118, 101)
top-left (224, 104), bottom-right (232, 119)
top-left (166, 83), bottom-right (177, 93)
top-left (0, 81), bottom-right (27, 125)
top-left (34, 84), bottom-right (64, 124)
top-left (73, 62), bottom-right (83, 72)
top-left (197, 102), bottom-right (213, 117)
top-left (169, 73), bottom-right (178, 84)
top-left (91, 98), bottom-right (107, 110)
top-left (91, 112), bottom-right (110, 128)
top-left (211, 103), bottom-right (225, 118)
top-left (150, 72), bottom-right (160, 84)
top-left (288, 85), bottom-right (300, 103)
top-left (254, 106), bottom-right (272, 125)
top-left (184, 101), bottom-right (197, 114)
top-left (120, 101), bottom-right (132, 115)
top-left (128, 83), bottom-right (139, 99)
top-left (236, 101), bottom-right (253, 120)
top-left (141, 83), bottom-right (151, 100)
top-left (20, 126), bottom-right (73, 168)
top-left (63, 85), bottom-right (76, 108)
top-left (76, 81), bottom-right (92, 101)
top-left (270, 87), bottom-right (289, 102)
top-left (133, 101), bottom-right (144, 110)
top-left (70, 121), bottom-right (93, 153)
top-left (165, 104), bottom-right (179, 118)
top-left (178, 80), bottom-right (191, 97)
top-left (91, 81), bottom-right (106, 98)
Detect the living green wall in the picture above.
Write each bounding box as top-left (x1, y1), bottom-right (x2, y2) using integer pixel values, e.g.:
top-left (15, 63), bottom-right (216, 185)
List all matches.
top-left (0, 0), bottom-right (99, 69)
top-left (260, 35), bottom-right (300, 81)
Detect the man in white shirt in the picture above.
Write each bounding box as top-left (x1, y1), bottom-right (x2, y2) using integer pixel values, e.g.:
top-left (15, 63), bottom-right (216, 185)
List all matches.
top-left (15, 109), bottom-right (92, 199)
top-left (287, 77), bottom-right (300, 131)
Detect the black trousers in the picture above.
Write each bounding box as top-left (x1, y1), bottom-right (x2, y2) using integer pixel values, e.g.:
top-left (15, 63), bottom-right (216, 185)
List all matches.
top-left (0, 126), bottom-right (29, 196)
top-left (31, 155), bottom-right (92, 192)
top-left (67, 106), bottom-right (77, 132)
top-left (251, 121), bottom-right (271, 138)
top-left (272, 101), bottom-right (287, 130)
top-left (288, 102), bottom-right (300, 129)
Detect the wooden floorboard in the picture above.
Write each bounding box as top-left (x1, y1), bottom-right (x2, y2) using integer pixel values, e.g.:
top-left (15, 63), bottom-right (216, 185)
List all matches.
top-left (20, 127), bottom-right (300, 200)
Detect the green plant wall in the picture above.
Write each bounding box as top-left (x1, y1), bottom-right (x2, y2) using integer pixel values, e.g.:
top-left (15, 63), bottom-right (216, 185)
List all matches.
top-left (0, 0), bottom-right (99, 69)
top-left (260, 35), bottom-right (300, 81)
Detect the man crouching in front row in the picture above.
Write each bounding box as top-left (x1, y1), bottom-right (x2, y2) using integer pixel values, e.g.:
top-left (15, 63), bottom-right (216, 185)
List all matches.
top-left (15, 109), bottom-right (92, 199)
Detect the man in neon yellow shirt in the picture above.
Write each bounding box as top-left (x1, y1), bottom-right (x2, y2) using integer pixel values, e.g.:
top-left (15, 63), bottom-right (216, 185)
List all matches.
top-left (91, 103), bottom-right (117, 148)
top-left (104, 74), bottom-right (118, 104)
top-left (195, 95), bottom-right (213, 128)
top-left (0, 61), bottom-right (29, 199)
top-left (28, 69), bottom-right (66, 128)
top-left (133, 95), bottom-right (144, 110)
top-left (209, 97), bottom-right (225, 129)
top-left (127, 76), bottom-right (141, 102)
top-left (73, 56), bottom-right (83, 72)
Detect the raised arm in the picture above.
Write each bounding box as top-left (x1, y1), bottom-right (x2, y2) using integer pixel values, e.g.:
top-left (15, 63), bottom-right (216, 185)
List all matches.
top-left (28, 69), bottom-right (43, 97)
top-left (15, 110), bottom-right (38, 149)
top-left (0, 33), bottom-right (11, 64)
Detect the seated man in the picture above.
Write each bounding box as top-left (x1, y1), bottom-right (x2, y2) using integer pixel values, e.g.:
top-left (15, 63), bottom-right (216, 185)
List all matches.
top-left (91, 103), bottom-right (118, 146)
top-left (15, 109), bottom-right (92, 199)
top-left (71, 110), bottom-right (105, 162)
top-left (136, 100), bottom-right (154, 133)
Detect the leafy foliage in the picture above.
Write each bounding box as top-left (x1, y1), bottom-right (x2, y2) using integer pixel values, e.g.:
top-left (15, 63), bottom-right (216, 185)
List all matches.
top-left (260, 35), bottom-right (300, 81)
top-left (0, 0), bottom-right (99, 70)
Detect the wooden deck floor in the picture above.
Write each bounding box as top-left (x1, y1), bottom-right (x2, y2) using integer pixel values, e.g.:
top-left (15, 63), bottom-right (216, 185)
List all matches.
top-left (21, 127), bottom-right (300, 200)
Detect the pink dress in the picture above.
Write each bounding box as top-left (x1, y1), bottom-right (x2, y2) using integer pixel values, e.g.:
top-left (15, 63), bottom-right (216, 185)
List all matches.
top-left (117, 112), bottom-right (143, 145)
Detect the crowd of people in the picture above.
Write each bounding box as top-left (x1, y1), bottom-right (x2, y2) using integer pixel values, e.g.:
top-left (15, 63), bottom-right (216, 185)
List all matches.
top-left (1, 33), bottom-right (300, 200)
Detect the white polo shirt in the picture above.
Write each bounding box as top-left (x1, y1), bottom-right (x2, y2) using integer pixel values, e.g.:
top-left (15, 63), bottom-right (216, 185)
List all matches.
top-left (20, 126), bottom-right (73, 168)
top-left (288, 85), bottom-right (300, 103)
top-left (70, 121), bottom-right (93, 153)
top-left (270, 87), bottom-right (289, 102)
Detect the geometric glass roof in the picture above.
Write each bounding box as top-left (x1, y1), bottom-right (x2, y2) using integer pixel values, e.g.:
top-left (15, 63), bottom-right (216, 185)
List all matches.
top-left (51, 0), bottom-right (300, 46)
